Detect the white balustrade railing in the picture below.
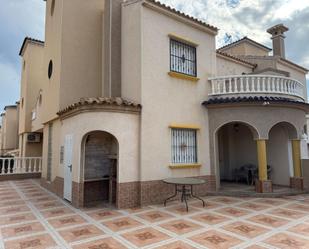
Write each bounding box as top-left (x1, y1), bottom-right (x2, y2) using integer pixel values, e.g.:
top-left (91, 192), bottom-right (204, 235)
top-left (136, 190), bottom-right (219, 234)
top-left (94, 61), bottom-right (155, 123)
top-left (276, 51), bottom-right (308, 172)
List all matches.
top-left (0, 157), bottom-right (42, 175)
top-left (209, 75), bottom-right (306, 101)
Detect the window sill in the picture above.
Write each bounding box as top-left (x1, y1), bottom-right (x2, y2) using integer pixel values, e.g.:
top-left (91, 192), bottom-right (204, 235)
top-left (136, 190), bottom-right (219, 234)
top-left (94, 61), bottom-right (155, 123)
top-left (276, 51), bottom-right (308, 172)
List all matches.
top-left (169, 164), bottom-right (202, 169)
top-left (168, 72), bottom-right (200, 82)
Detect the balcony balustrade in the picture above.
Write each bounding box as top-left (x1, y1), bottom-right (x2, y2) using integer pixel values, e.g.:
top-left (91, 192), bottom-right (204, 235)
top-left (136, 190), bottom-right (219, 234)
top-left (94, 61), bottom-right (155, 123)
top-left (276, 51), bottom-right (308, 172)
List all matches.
top-left (0, 157), bottom-right (42, 175)
top-left (208, 75), bottom-right (306, 101)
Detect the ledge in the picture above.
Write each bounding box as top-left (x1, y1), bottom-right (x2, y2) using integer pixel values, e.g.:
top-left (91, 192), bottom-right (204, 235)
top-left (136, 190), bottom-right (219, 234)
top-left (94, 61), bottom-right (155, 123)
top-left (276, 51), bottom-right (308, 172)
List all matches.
top-left (169, 164), bottom-right (202, 169)
top-left (168, 33), bottom-right (199, 47)
top-left (168, 72), bottom-right (200, 82)
top-left (169, 123), bottom-right (201, 130)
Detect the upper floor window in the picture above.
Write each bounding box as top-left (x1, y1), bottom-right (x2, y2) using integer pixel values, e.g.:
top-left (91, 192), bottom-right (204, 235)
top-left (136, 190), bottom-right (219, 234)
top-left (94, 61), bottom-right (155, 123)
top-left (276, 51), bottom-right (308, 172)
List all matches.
top-left (170, 39), bottom-right (197, 77)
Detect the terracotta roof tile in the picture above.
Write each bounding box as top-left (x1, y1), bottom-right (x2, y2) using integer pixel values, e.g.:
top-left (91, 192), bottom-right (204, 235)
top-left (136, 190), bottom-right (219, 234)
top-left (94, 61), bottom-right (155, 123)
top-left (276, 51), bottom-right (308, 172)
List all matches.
top-left (144, 0), bottom-right (218, 33)
top-left (203, 96), bottom-right (308, 106)
top-left (19, 37), bottom-right (44, 56)
top-left (57, 97), bottom-right (141, 116)
top-left (218, 36), bottom-right (272, 52)
top-left (216, 50), bottom-right (257, 68)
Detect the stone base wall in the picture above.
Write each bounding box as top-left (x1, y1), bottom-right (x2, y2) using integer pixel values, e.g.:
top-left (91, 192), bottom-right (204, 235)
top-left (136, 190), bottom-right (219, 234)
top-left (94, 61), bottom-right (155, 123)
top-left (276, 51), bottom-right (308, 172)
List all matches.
top-left (290, 177), bottom-right (304, 190)
top-left (255, 180), bottom-right (273, 193)
top-left (41, 175), bottom-right (216, 209)
top-left (40, 177), bottom-right (64, 198)
top-left (0, 173), bottom-right (41, 181)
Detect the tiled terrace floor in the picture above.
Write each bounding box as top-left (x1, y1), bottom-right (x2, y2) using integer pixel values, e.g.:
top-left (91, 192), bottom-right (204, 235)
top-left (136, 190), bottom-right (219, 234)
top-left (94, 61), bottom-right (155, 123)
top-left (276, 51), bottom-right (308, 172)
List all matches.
top-left (1, 180), bottom-right (309, 248)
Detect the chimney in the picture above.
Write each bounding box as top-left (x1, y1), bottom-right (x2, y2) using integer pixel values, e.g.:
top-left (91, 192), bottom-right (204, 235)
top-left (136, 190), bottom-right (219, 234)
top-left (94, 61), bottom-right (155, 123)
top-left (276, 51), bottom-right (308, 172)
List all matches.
top-left (267, 24), bottom-right (289, 58)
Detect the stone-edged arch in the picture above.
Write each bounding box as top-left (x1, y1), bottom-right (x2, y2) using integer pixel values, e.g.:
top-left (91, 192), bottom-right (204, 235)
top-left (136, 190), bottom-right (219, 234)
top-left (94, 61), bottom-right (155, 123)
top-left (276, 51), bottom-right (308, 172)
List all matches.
top-left (80, 130), bottom-right (119, 207)
top-left (213, 121), bottom-right (260, 189)
top-left (267, 121), bottom-right (299, 140)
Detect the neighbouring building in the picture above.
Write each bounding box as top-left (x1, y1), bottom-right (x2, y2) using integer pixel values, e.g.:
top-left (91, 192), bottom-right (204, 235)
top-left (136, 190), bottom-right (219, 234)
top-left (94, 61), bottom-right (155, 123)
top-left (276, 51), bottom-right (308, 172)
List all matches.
top-left (13, 0), bottom-right (309, 209)
top-left (0, 105), bottom-right (19, 156)
top-left (18, 37), bottom-right (45, 158)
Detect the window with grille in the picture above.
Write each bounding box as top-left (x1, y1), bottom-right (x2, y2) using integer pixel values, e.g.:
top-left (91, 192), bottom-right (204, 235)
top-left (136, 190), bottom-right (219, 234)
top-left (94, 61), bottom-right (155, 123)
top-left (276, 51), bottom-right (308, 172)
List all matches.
top-left (47, 123), bottom-right (53, 181)
top-left (171, 128), bottom-right (197, 164)
top-left (170, 39), bottom-right (197, 77)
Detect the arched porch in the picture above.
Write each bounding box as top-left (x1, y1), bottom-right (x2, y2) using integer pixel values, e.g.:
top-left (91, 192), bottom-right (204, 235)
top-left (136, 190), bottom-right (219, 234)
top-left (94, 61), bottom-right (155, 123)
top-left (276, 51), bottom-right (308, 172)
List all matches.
top-left (81, 130), bottom-right (119, 207)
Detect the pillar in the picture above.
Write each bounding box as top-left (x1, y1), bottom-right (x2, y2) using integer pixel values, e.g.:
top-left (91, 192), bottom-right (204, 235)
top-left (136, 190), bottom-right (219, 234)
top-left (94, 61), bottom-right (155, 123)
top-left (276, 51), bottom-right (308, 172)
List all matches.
top-left (255, 139), bottom-right (272, 193)
top-left (290, 139), bottom-right (304, 190)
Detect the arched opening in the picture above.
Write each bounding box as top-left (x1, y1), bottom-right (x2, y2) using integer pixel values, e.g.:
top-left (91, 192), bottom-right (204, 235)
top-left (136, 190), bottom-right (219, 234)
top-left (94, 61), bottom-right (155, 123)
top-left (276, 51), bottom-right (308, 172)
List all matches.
top-left (216, 122), bottom-right (259, 190)
top-left (267, 122), bottom-right (298, 186)
top-left (82, 131), bottom-right (118, 207)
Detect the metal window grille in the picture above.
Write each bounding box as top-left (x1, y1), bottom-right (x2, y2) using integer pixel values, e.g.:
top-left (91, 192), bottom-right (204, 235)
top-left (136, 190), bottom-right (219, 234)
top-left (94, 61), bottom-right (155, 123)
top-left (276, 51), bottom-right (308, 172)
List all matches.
top-left (47, 123), bottom-right (53, 181)
top-left (170, 39), bottom-right (197, 77)
top-left (171, 128), bottom-right (197, 164)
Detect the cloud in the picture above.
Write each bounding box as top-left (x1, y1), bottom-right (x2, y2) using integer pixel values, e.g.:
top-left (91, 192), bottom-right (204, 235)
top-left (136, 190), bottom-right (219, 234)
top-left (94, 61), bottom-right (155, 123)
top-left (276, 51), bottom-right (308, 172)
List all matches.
top-left (0, 0), bottom-right (45, 112)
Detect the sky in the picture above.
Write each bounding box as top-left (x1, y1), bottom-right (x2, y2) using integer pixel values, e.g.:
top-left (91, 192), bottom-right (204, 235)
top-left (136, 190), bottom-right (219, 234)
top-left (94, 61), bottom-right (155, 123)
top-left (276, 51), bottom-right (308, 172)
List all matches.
top-left (0, 0), bottom-right (309, 113)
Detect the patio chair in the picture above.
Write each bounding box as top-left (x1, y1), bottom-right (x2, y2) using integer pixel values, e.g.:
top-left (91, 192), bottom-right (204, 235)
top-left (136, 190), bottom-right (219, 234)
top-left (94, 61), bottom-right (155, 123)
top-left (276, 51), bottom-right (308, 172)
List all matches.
top-left (234, 166), bottom-right (247, 183)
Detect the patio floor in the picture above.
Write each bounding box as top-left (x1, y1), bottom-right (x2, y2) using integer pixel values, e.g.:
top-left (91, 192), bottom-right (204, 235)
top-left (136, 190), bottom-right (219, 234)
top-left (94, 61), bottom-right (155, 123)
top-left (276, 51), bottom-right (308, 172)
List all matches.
top-left (1, 180), bottom-right (309, 249)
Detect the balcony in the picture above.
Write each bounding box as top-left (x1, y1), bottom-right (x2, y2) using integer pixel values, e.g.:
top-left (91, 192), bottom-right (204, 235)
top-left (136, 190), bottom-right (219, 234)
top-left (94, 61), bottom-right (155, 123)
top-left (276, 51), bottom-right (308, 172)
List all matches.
top-left (208, 75), bottom-right (306, 101)
top-left (0, 157), bottom-right (42, 178)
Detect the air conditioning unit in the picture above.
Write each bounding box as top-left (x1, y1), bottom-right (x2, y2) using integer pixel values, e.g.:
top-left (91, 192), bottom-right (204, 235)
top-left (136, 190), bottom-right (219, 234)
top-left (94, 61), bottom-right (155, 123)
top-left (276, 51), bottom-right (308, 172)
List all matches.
top-left (27, 133), bottom-right (41, 143)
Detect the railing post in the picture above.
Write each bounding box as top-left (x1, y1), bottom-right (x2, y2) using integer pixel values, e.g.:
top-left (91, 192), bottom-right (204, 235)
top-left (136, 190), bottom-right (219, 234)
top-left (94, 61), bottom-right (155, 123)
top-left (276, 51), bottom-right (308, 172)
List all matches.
top-left (211, 79), bottom-right (215, 95)
top-left (229, 78), bottom-right (232, 93)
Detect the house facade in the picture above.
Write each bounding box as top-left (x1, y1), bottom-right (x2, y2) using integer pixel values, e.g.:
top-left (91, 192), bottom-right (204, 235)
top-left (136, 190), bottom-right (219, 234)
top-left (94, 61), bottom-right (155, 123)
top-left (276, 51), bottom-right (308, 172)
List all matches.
top-left (9, 0), bottom-right (308, 208)
top-left (0, 105), bottom-right (19, 156)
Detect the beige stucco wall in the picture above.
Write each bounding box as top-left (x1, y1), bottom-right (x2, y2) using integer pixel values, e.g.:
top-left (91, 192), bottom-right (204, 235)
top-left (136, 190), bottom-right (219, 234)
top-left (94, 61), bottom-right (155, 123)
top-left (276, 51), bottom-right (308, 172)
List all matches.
top-left (42, 0), bottom-right (105, 123)
top-left (19, 43), bottom-right (44, 134)
top-left (1, 107), bottom-right (19, 151)
top-left (123, 3), bottom-right (217, 181)
top-left (59, 111), bottom-right (140, 183)
top-left (216, 55), bottom-right (253, 76)
top-left (220, 42), bottom-right (269, 57)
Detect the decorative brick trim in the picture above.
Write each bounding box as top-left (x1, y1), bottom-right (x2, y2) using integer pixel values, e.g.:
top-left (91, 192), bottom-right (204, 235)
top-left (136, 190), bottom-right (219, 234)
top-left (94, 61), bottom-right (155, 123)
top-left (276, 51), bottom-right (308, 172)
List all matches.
top-left (290, 177), bottom-right (304, 190)
top-left (40, 177), bottom-right (64, 198)
top-left (0, 173), bottom-right (41, 181)
top-left (117, 182), bottom-right (140, 209)
top-left (255, 180), bottom-right (273, 193)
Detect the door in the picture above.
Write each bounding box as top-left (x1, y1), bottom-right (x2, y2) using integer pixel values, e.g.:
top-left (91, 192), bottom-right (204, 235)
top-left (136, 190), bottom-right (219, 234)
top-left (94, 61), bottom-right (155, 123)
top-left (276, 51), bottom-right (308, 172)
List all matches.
top-left (64, 134), bottom-right (73, 202)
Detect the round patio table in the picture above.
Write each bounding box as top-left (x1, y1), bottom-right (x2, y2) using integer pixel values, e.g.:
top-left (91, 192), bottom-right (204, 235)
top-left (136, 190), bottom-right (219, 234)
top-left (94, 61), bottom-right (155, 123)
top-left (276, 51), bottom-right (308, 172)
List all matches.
top-left (163, 178), bottom-right (206, 212)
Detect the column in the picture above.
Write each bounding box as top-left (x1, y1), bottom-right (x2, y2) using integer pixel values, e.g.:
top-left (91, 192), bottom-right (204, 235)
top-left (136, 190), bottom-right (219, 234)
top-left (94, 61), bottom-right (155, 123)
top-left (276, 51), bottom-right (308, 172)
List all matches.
top-left (292, 139), bottom-right (302, 177)
top-left (256, 139), bottom-right (272, 193)
top-left (257, 140), bottom-right (267, 181)
top-left (291, 139), bottom-right (303, 189)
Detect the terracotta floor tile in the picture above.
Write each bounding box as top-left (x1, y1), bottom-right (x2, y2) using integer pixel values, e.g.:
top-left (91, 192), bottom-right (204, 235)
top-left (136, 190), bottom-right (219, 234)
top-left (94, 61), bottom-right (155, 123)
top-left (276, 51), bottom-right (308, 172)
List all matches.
top-left (1, 222), bottom-right (45, 239)
top-left (166, 205), bottom-right (200, 215)
top-left (0, 205), bottom-right (30, 216)
top-left (190, 212), bottom-right (230, 225)
top-left (285, 203), bottom-right (309, 213)
top-left (211, 197), bottom-right (242, 204)
top-left (86, 209), bottom-right (123, 221)
top-left (41, 207), bottom-right (75, 219)
top-left (248, 214), bottom-right (290, 228)
top-left (264, 232), bottom-right (309, 249)
top-left (155, 241), bottom-right (197, 249)
top-left (0, 200), bottom-right (25, 208)
top-left (72, 237), bottom-right (128, 249)
top-left (102, 217), bottom-right (142, 232)
top-left (223, 221), bottom-right (269, 238)
top-left (29, 196), bottom-right (57, 203)
top-left (34, 201), bottom-right (65, 210)
top-left (122, 227), bottom-right (170, 247)
top-left (0, 212), bottom-right (37, 226)
top-left (159, 219), bottom-right (202, 235)
top-left (48, 215), bottom-right (88, 229)
top-left (244, 245), bottom-right (267, 249)
top-left (59, 224), bottom-right (104, 243)
top-left (191, 200), bottom-right (222, 209)
top-left (138, 210), bottom-right (174, 223)
top-left (215, 207), bottom-right (250, 217)
top-left (252, 198), bottom-right (287, 206)
top-left (189, 229), bottom-right (243, 249)
top-left (237, 202), bottom-right (270, 211)
top-left (125, 206), bottom-right (152, 214)
top-left (0, 195), bottom-right (21, 202)
top-left (288, 223), bottom-right (309, 237)
top-left (4, 233), bottom-right (57, 249)
top-left (269, 208), bottom-right (307, 219)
